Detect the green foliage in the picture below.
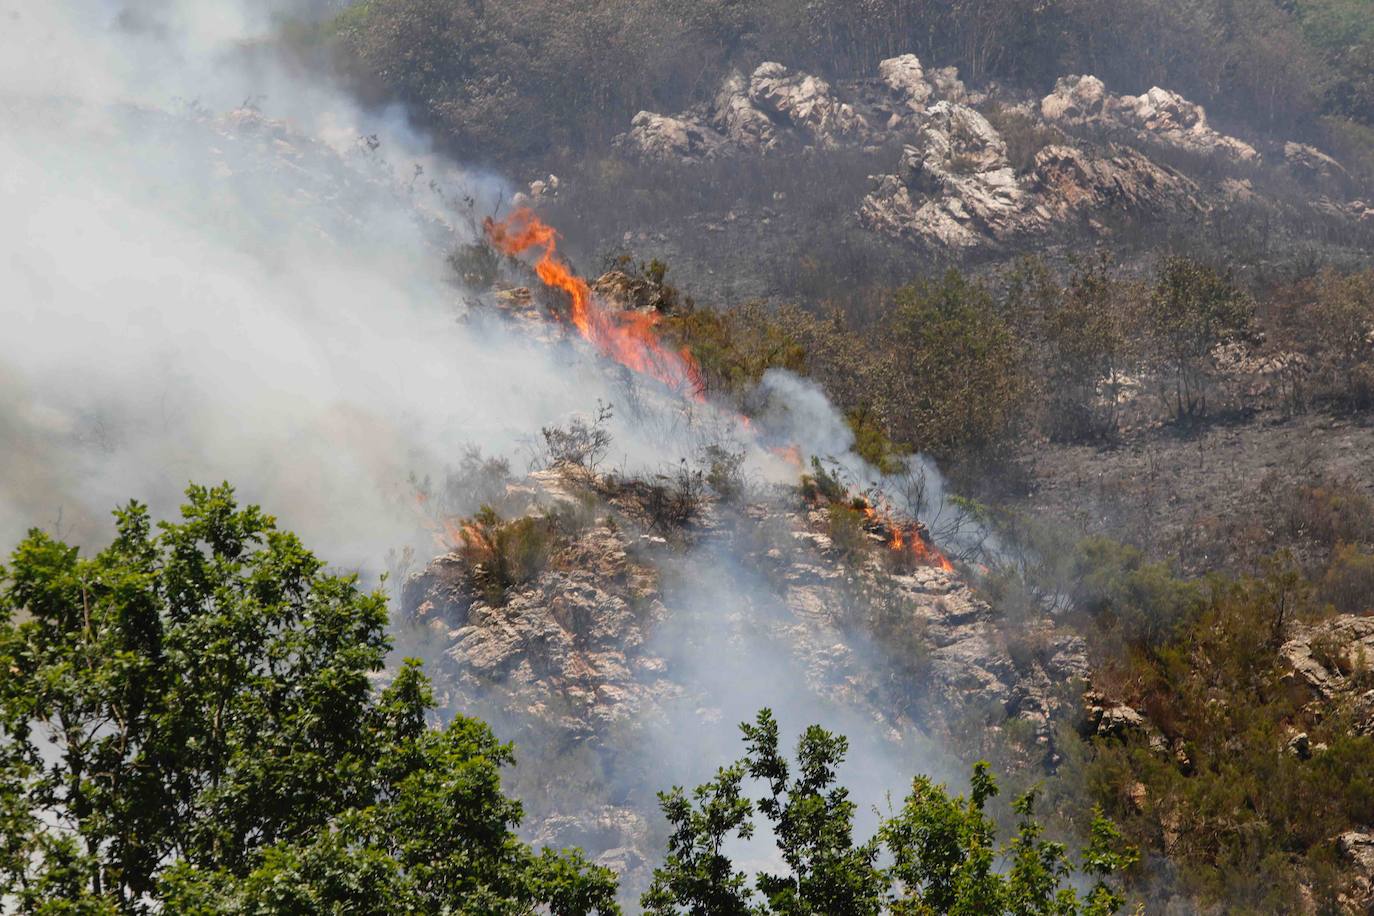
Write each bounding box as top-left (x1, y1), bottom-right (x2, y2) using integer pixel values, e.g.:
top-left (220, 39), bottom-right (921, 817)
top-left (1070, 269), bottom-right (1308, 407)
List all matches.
top-left (1069, 537), bottom-right (1204, 649)
top-left (457, 505), bottom-right (559, 606)
top-left (846, 409), bottom-right (907, 475)
top-left (1277, 268), bottom-right (1374, 409)
top-left (826, 504), bottom-right (871, 560)
top-left (800, 457), bottom-right (849, 505)
top-left (980, 103), bottom-right (1067, 175)
top-left (878, 271), bottom-right (1032, 463)
top-left (0, 485), bottom-right (616, 914)
top-left (1146, 257), bottom-right (1253, 420)
top-left (1034, 254), bottom-right (1137, 442)
top-left (659, 301), bottom-right (810, 399)
top-left (646, 712), bottom-right (1136, 915)
top-left (702, 444), bottom-right (748, 502)
top-left (1318, 543), bottom-right (1374, 613)
top-left (1083, 563), bottom-right (1374, 910)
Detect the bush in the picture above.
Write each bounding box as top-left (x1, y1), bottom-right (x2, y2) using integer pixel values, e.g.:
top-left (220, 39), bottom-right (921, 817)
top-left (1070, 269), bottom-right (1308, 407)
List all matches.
top-left (457, 506), bottom-right (557, 605)
top-left (1082, 562), bottom-right (1374, 910)
top-left (541, 402), bottom-right (615, 472)
top-left (874, 271), bottom-right (1032, 464)
top-left (1279, 478), bottom-right (1374, 550)
top-left (1145, 257), bottom-right (1253, 421)
top-left (643, 462), bottom-right (706, 533)
top-left (980, 103), bottom-right (1067, 174)
top-left (826, 504), bottom-right (871, 559)
top-left (1319, 543), bottom-right (1374, 613)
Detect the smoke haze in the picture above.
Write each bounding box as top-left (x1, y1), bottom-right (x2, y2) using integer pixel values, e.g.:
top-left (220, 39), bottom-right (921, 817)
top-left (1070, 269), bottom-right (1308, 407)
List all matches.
top-left (2, 4), bottom-right (967, 896)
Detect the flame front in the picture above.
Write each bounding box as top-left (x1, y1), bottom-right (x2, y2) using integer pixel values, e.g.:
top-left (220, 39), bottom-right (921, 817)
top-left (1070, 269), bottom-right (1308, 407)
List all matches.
top-left (860, 498), bottom-right (954, 571)
top-left (486, 208), bottom-right (703, 397)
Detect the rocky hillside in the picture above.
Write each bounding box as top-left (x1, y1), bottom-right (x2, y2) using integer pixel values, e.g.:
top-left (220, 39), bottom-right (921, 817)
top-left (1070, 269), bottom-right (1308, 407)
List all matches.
top-left (522, 53), bottom-right (1374, 304)
top-left (399, 460), bottom-right (1089, 901)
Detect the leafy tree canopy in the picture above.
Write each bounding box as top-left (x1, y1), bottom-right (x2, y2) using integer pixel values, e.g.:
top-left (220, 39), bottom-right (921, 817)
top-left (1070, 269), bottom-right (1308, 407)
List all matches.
top-left (644, 709), bottom-right (1138, 915)
top-left (0, 483), bottom-right (618, 914)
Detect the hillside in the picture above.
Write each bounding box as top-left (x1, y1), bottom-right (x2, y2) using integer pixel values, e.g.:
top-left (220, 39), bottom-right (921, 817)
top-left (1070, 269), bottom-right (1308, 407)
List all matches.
top-left (6, 1), bottom-right (1374, 913)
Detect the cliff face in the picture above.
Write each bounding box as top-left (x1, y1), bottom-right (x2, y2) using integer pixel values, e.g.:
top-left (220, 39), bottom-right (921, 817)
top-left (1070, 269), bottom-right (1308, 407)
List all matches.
top-left (401, 466), bottom-right (1089, 898)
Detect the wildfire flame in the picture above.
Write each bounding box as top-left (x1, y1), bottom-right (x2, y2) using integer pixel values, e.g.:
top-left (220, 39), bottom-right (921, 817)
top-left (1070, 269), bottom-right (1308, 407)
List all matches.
top-left (858, 499), bottom-right (955, 572)
top-left (485, 208), bottom-right (703, 397)
top-left (477, 209), bottom-right (955, 574)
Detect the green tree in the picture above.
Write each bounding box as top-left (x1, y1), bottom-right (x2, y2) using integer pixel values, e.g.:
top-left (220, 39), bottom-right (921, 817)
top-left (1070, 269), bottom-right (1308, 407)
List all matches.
top-left (876, 270), bottom-right (1031, 465)
top-left (1146, 257), bottom-right (1253, 421)
top-left (644, 710), bottom-right (1136, 914)
top-left (1041, 255), bottom-right (1135, 443)
top-left (0, 483), bottom-right (617, 914)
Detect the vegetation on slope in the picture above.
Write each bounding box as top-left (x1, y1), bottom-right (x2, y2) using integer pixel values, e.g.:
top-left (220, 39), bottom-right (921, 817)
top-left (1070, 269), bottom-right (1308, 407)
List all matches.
top-left (0, 486), bottom-right (1135, 914)
top-left (321, 0), bottom-right (1374, 166)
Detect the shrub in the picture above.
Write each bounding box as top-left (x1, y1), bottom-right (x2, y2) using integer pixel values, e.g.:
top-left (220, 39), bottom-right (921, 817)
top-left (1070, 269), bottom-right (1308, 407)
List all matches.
top-left (1279, 478), bottom-right (1374, 550)
top-left (457, 506), bottom-right (557, 605)
top-left (541, 401), bottom-right (614, 472)
top-left (826, 504), bottom-right (871, 559)
top-left (874, 270), bottom-right (1032, 465)
top-left (643, 462), bottom-right (706, 533)
top-left (1145, 257), bottom-right (1253, 421)
top-left (1319, 543), bottom-right (1374, 613)
top-left (981, 102), bottom-right (1067, 174)
top-left (800, 457), bottom-right (848, 505)
top-left (702, 444), bottom-right (747, 502)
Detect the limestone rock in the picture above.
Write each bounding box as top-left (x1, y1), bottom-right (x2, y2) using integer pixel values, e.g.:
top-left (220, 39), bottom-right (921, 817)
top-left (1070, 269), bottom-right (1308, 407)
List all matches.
top-left (1042, 75), bottom-right (1259, 162)
top-left (617, 110), bottom-right (722, 161)
top-left (746, 62), bottom-right (870, 148)
top-left (878, 54), bottom-right (932, 113)
top-left (1282, 615), bottom-right (1374, 734)
top-left (713, 70), bottom-right (781, 152)
top-left (402, 463), bottom-right (1092, 894)
top-left (1285, 141), bottom-right (1348, 182)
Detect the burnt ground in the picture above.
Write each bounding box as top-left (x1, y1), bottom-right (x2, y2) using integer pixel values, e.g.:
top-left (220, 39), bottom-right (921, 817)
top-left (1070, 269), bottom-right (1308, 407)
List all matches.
top-left (1020, 409), bottom-right (1374, 576)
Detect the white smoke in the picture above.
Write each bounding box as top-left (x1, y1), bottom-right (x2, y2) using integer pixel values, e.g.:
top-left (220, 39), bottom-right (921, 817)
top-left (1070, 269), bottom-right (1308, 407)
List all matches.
top-left (0, 0), bottom-right (723, 571)
top-left (1, 4), bottom-right (976, 903)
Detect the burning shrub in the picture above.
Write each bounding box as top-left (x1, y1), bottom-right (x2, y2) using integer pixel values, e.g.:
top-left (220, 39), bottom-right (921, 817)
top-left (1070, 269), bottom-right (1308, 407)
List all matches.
top-left (457, 506), bottom-right (557, 606)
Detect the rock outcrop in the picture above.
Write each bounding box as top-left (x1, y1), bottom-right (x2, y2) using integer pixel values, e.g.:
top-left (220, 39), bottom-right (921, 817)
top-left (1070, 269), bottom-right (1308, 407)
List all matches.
top-left (604, 50), bottom-right (1374, 262)
top-left (1041, 75), bottom-right (1259, 162)
top-left (402, 464), bottom-right (1089, 896)
top-left (610, 54), bottom-right (1368, 254)
top-left (1282, 614), bottom-right (1374, 734)
top-left (861, 113), bottom-right (1200, 249)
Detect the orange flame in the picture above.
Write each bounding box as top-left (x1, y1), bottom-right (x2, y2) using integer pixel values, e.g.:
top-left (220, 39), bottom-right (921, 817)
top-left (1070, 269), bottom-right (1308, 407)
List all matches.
top-left (770, 444), bottom-right (803, 467)
top-left (856, 496), bottom-right (954, 572)
top-left (486, 208), bottom-right (703, 397)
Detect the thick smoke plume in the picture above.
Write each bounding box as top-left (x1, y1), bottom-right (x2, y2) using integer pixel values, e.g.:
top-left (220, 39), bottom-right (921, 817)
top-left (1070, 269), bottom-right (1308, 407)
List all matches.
top-left (0, 0), bottom-right (724, 570)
